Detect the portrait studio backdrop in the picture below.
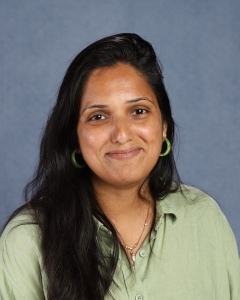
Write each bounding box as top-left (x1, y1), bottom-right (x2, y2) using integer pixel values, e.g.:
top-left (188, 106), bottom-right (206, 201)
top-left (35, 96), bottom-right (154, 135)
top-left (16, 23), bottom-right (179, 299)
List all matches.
top-left (0, 0), bottom-right (239, 249)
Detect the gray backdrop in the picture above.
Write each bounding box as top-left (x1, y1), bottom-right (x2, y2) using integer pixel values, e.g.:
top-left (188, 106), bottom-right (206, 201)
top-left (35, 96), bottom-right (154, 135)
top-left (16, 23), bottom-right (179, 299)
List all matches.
top-left (0, 0), bottom-right (239, 250)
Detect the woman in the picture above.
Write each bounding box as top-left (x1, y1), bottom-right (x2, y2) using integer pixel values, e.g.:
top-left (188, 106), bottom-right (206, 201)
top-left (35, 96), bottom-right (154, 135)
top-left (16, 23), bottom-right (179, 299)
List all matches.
top-left (0, 33), bottom-right (239, 300)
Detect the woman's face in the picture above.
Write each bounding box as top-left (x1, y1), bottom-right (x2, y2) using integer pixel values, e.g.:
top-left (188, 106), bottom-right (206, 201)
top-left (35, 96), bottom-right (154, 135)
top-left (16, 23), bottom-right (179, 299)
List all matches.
top-left (77, 63), bottom-right (167, 189)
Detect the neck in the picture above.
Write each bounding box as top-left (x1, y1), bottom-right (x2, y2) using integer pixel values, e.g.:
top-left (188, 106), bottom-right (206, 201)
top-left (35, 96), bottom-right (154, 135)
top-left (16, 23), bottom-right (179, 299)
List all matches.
top-left (92, 176), bottom-right (152, 220)
top-left (92, 176), bottom-right (155, 266)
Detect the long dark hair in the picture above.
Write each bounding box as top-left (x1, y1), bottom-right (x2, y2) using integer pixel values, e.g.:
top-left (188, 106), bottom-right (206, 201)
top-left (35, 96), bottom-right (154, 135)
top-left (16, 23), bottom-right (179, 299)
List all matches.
top-left (4, 33), bottom-right (180, 299)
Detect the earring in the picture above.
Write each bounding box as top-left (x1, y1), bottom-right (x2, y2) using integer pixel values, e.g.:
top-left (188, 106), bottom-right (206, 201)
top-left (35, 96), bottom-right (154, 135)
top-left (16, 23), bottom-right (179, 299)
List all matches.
top-left (71, 150), bottom-right (85, 169)
top-left (160, 137), bottom-right (171, 157)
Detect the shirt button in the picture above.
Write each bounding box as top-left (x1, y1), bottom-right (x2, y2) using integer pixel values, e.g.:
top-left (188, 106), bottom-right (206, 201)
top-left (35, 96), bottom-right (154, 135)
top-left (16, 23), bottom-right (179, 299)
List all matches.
top-left (135, 295), bottom-right (143, 300)
top-left (139, 250), bottom-right (146, 257)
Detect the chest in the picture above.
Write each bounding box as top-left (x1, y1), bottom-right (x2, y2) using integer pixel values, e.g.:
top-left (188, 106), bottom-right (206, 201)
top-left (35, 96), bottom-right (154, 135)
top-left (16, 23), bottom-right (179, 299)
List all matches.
top-left (105, 216), bottom-right (230, 300)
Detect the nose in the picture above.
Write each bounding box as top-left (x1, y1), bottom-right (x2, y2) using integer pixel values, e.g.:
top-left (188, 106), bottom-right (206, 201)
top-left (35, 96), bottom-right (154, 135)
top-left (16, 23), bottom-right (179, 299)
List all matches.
top-left (111, 116), bottom-right (134, 144)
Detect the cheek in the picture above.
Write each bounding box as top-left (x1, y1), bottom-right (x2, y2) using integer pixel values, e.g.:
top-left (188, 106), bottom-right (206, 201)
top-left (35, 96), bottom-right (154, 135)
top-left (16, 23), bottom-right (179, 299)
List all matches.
top-left (139, 121), bottom-right (163, 141)
top-left (143, 123), bottom-right (164, 155)
top-left (77, 128), bottom-right (107, 157)
top-left (77, 129), bottom-right (93, 154)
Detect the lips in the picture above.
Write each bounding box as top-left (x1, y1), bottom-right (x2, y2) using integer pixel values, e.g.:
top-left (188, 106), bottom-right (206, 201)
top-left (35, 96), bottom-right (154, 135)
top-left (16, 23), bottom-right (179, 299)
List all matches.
top-left (106, 147), bottom-right (142, 160)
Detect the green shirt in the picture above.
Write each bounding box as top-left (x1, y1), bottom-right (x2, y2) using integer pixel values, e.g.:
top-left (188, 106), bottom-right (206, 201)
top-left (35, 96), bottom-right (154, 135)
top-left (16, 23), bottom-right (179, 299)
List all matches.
top-left (0, 186), bottom-right (239, 299)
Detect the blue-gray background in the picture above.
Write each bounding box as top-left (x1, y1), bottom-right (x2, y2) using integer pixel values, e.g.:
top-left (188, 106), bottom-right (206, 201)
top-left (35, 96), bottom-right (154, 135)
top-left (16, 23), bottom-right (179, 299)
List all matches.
top-left (0, 0), bottom-right (239, 250)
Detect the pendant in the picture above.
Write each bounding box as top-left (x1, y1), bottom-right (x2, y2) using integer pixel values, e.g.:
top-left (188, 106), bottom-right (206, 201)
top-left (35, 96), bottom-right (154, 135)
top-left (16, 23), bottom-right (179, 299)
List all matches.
top-left (131, 254), bottom-right (136, 262)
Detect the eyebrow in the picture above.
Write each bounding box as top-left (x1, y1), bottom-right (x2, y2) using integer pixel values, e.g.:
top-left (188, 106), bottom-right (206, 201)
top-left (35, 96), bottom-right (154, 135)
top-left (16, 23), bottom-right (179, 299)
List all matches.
top-left (80, 97), bottom-right (154, 115)
top-left (126, 97), bottom-right (154, 104)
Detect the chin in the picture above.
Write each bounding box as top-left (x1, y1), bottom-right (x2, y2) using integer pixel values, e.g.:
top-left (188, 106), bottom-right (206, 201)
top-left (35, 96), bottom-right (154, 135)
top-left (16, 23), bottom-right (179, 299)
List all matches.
top-left (109, 173), bottom-right (150, 188)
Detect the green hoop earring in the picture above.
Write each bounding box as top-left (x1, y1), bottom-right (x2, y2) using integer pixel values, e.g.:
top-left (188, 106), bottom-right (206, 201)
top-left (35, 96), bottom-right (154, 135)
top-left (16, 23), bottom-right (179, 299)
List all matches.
top-left (160, 137), bottom-right (171, 157)
top-left (71, 150), bottom-right (85, 169)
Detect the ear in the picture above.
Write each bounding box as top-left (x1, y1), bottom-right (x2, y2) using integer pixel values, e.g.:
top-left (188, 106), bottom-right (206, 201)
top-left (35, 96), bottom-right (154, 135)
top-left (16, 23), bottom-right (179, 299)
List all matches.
top-left (162, 122), bottom-right (168, 138)
top-left (76, 148), bottom-right (81, 154)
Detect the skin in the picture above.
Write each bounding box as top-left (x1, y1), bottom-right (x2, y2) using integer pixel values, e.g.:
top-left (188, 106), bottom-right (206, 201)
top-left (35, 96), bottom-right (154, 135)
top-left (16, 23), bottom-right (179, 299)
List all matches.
top-left (77, 63), bottom-right (167, 259)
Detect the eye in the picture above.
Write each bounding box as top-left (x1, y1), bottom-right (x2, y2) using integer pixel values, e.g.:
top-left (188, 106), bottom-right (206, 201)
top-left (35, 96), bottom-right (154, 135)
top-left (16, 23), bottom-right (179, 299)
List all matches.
top-left (89, 114), bottom-right (106, 121)
top-left (132, 108), bottom-right (148, 116)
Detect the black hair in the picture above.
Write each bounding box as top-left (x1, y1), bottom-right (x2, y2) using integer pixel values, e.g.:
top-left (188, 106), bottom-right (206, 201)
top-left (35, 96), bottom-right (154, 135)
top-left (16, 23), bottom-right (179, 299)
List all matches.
top-left (3, 33), bottom-right (180, 300)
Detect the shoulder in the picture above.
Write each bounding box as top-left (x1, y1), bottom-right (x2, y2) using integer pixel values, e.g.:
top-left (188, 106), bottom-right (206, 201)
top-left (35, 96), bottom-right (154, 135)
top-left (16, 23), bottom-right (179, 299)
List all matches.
top-left (160, 185), bottom-right (239, 252)
top-left (179, 185), bottom-right (231, 229)
top-left (0, 211), bottom-right (46, 299)
top-left (160, 184), bottom-right (224, 220)
top-left (0, 210), bottom-right (41, 253)
top-left (0, 210), bottom-right (43, 272)
top-left (158, 185), bottom-right (240, 297)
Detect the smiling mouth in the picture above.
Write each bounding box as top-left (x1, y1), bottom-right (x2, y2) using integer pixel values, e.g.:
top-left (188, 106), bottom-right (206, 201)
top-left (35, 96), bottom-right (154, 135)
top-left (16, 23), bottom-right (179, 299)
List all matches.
top-left (106, 148), bottom-right (142, 160)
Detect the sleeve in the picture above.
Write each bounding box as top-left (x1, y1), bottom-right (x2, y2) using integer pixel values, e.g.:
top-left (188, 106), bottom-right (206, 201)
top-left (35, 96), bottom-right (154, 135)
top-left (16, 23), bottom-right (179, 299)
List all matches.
top-left (187, 187), bottom-right (240, 299)
top-left (220, 212), bottom-right (240, 300)
top-left (0, 221), bottom-right (46, 300)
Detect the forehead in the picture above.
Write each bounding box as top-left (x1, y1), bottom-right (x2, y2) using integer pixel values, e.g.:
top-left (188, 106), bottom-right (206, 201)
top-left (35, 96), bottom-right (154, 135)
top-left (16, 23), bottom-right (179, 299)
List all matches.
top-left (81, 63), bottom-right (157, 104)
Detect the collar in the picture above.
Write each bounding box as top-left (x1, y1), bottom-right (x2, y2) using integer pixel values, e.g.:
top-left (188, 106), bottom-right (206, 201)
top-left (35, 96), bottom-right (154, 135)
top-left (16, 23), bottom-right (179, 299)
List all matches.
top-left (154, 188), bottom-right (184, 230)
top-left (94, 215), bottom-right (111, 233)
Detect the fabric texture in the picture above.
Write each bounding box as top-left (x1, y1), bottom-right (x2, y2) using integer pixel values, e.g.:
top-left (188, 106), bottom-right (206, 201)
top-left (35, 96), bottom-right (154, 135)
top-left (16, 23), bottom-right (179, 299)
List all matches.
top-left (0, 185), bottom-right (239, 299)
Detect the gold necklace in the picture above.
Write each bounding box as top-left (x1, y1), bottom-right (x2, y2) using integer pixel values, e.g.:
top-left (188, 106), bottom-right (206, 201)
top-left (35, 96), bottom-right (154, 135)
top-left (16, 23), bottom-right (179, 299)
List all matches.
top-left (116, 203), bottom-right (150, 266)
